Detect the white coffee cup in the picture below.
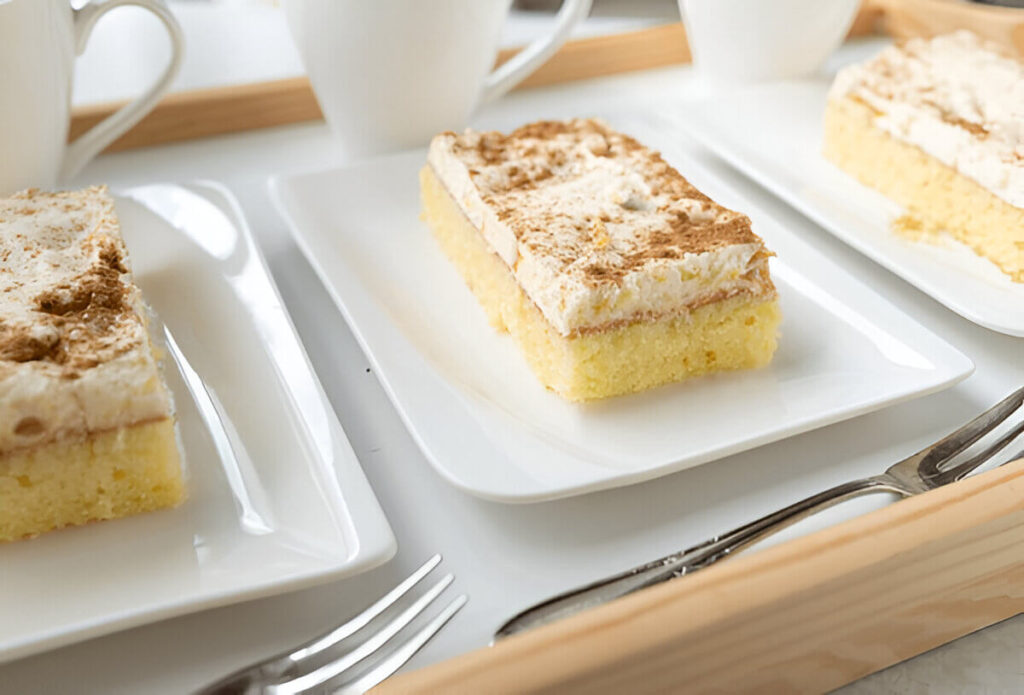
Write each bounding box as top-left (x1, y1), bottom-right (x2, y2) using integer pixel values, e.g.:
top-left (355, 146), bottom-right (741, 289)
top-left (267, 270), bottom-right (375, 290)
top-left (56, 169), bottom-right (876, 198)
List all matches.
top-left (283, 0), bottom-right (593, 159)
top-left (0, 0), bottom-right (183, 195)
top-left (678, 0), bottom-right (860, 84)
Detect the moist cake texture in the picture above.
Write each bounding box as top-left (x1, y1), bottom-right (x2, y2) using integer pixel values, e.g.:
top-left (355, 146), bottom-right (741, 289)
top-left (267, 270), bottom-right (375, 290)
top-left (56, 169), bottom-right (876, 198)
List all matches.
top-left (422, 119), bottom-right (780, 400)
top-left (824, 31), bottom-right (1024, 281)
top-left (0, 186), bottom-right (184, 541)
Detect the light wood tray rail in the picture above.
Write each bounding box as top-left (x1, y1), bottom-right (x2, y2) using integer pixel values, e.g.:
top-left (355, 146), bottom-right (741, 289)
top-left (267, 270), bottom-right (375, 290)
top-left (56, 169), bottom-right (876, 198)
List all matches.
top-left (373, 457), bottom-right (1024, 694)
top-left (69, 5), bottom-right (887, 154)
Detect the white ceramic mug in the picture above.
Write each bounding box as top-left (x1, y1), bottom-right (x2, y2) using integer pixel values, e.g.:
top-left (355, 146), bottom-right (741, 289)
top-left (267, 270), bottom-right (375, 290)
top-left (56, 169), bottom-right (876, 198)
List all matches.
top-left (0, 0), bottom-right (184, 195)
top-left (678, 0), bottom-right (859, 84)
top-left (284, 0), bottom-right (593, 159)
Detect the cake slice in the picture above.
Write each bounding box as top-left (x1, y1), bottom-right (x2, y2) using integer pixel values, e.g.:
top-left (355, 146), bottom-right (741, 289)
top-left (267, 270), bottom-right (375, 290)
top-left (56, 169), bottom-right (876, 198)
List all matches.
top-left (0, 187), bottom-right (184, 542)
top-left (421, 119), bottom-right (781, 401)
top-left (824, 31), bottom-right (1024, 281)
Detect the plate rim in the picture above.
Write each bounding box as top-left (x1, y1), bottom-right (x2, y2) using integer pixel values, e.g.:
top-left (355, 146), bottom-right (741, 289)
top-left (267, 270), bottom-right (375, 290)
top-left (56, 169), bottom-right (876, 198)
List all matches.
top-left (268, 151), bottom-right (974, 503)
top-left (0, 180), bottom-right (396, 665)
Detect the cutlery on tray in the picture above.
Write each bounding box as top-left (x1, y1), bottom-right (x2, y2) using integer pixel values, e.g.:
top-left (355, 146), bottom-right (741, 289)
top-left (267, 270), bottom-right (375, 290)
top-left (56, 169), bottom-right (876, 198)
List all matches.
top-left (497, 386), bottom-right (1024, 640)
top-left (196, 555), bottom-right (466, 695)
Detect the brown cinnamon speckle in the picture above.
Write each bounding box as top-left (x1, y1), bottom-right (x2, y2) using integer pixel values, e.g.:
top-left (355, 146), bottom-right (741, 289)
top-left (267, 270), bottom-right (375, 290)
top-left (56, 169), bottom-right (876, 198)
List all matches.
top-left (1, 186), bottom-right (142, 374)
top-left (438, 118), bottom-right (763, 287)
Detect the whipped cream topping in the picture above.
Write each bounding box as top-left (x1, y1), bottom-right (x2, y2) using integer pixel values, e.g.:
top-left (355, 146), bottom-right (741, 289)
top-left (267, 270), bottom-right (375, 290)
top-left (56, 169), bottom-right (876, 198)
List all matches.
top-left (829, 31), bottom-right (1024, 208)
top-left (428, 119), bottom-right (775, 335)
top-left (0, 187), bottom-right (171, 455)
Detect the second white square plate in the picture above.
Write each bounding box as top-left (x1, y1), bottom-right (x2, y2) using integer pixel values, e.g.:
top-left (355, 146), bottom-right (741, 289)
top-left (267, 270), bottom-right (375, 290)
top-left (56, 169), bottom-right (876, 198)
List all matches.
top-left (665, 81), bottom-right (1024, 337)
top-left (270, 120), bottom-right (973, 503)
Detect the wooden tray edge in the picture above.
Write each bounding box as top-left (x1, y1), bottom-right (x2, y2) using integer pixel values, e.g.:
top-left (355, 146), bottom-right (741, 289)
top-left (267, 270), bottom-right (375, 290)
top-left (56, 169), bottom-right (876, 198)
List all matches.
top-left (373, 457), bottom-right (1024, 693)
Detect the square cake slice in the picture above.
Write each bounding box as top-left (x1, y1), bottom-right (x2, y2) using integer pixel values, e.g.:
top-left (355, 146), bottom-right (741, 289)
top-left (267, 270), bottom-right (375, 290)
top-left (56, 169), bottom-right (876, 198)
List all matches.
top-left (824, 31), bottom-right (1024, 281)
top-left (0, 186), bottom-right (184, 541)
top-left (421, 119), bottom-right (781, 401)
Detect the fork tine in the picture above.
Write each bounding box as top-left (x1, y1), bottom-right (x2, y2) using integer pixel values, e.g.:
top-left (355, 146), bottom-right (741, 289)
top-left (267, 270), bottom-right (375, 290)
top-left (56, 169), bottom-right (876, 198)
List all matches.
top-left (274, 574), bottom-right (455, 694)
top-left (920, 386), bottom-right (1024, 471)
top-left (287, 555), bottom-right (442, 663)
top-left (333, 595), bottom-right (469, 695)
top-left (939, 418), bottom-right (1024, 484)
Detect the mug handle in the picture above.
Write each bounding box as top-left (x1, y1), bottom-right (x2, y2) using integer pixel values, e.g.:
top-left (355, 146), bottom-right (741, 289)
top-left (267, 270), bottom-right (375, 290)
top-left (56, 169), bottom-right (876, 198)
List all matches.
top-left (60, 0), bottom-right (184, 181)
top-left (480, 0), bottom-right (593, 104)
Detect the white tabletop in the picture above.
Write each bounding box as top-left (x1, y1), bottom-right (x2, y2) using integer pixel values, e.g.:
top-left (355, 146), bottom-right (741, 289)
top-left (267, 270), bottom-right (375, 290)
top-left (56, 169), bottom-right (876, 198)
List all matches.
top-left (5, 38), bottom-right (1024, 693)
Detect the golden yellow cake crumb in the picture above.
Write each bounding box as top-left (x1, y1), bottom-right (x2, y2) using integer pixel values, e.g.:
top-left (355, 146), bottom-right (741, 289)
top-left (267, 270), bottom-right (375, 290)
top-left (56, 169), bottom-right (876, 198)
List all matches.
top-left (891, 214), bottom-right (943, 243)
top-left (0, 419), bottom-right (184, 542)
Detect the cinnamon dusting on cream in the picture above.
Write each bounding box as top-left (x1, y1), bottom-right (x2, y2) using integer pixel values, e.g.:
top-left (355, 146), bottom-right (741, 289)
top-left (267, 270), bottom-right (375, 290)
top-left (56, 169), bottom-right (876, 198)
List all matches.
top-left (0, 186), bottom-right (172, 456)
top-left (0, 188), bottom-right (139, 377)
top-left (427, 118), bottom-right (776, 335)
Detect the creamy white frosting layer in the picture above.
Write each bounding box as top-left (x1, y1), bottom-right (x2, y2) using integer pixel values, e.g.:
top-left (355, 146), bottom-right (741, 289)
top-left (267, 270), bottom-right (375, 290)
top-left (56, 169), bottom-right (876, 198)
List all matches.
top-left (829, 31), bottom-right (1024, 208)
top-left (427, 120), bottom-right (774, 336)
top-left (0, 187), bottom-right (171, 456)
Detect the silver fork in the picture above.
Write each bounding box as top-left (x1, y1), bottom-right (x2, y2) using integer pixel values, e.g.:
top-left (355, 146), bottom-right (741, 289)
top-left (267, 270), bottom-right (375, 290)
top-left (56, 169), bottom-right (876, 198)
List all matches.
top-left (196, 556), bottom-right (467, 695)
top-left (496, 386), bottom-right (1024, 640)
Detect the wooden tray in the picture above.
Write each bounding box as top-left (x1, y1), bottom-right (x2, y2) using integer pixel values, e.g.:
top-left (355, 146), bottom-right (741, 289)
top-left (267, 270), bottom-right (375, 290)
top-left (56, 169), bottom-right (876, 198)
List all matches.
top-left (374, 458), bottom-right (1024, 693)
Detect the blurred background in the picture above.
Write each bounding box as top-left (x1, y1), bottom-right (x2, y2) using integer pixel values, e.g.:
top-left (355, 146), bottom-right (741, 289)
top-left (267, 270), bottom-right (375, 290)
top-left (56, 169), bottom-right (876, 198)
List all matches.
top-left (72, 0), bottom-right (681, 106)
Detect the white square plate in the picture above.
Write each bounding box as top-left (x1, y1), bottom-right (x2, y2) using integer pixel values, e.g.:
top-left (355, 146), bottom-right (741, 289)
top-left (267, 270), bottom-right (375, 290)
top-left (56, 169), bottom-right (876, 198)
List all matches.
top-left (0, 182), bottom-right (395, 664)
top-left (665, 81), bottom-right (1024, 337)
top-left (270, 118), bottom-right (973, 503)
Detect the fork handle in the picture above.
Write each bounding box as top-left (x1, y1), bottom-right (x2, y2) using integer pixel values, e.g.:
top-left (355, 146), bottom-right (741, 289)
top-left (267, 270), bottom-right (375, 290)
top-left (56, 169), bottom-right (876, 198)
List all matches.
top-left (495, 475), bottom-right (902, 640)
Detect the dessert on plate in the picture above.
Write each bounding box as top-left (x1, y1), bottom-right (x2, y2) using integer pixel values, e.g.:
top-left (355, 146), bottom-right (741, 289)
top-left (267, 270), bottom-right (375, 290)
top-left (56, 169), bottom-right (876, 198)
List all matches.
top-left (824, 31), bottom-right (1024, 281)
top-left (420, 118), bottom-right (781, 401)
top-left (0, 186), bottom-right (184, 542)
